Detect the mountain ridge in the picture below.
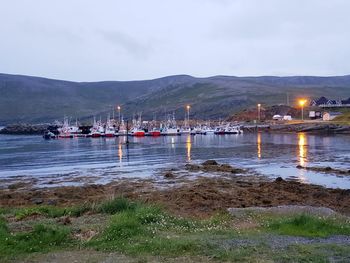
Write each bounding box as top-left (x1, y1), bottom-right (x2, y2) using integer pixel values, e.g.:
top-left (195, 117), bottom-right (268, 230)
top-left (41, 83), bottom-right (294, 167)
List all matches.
top-left (1, 73), bottom-right (350, 124)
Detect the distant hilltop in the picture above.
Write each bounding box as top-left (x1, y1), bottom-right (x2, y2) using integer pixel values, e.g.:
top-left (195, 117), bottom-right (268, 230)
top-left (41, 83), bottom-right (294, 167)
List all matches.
top-left (1, 73), bottom-right (350, 124)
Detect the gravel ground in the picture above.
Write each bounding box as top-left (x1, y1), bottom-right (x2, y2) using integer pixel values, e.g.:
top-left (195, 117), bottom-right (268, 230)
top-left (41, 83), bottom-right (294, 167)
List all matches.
top-left (228, 205), bottom-right (341, 218)
top-left (221, 234), bottom-right (350, 249)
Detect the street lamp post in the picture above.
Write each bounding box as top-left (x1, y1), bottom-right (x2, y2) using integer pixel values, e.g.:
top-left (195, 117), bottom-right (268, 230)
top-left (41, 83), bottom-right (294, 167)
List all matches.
top-left (299, 99), bottom-right (307, 121)
top-left (257, 104), bottom-right (261, 122)
top-left (117, 105), bottom-right (121, 123)
top-left (186, 105), bottom-right (190, 127)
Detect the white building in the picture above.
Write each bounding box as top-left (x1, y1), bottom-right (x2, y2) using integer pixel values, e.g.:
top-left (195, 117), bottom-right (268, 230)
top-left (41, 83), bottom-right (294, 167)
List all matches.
top-left (323, 112), bottom-right (342, 121)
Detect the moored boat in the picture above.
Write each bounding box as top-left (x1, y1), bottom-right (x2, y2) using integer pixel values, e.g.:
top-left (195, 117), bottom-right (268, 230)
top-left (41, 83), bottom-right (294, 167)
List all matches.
top-left (105, 115), bottom-right (116, 137)
top-left (130, 127), bottom-right (145, 136)
top-left (89, 117), bottom-right (105, 138)
top-left (43, 131), bottom-right (56, 139)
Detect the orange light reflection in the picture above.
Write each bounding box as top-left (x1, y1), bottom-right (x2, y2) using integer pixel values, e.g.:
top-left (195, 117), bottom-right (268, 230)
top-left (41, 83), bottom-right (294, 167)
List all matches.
top-left (257, 132), bottom-right (262, 159)
top-left (118, 143), bottom-right (123, 163)
top-left (186, 135), bottom-right (192, 162)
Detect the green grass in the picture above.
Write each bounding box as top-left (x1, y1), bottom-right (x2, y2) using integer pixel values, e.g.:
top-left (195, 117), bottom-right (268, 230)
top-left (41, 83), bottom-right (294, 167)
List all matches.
top-left (13, 203), bottom-right (92, 220)
top-left (89, 205), bottom-right (202, 255)
top-left (1, 199), bottom-right (350, 262)
top-left (6, 197), bottom-right (133, 220)
top-left (266, 214), bottom-right (350, 237)
top-left (0, 221), bottom-right (72, 257)
top-left (96, 197), bottom-right (138, 214)
top-left (333, 110), bottom-right (350, 124)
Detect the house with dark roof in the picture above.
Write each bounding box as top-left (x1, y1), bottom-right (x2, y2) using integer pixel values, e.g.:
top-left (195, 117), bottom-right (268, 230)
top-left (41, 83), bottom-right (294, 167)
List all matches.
top-left (341, 97), bottom-right (350, 105)
top-left (311, 97), bottom-right (350, 107)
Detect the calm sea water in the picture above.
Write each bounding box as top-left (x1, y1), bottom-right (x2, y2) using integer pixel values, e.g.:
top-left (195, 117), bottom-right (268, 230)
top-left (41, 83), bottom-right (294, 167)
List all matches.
top-left (0, 133), bottom-right (349, 189)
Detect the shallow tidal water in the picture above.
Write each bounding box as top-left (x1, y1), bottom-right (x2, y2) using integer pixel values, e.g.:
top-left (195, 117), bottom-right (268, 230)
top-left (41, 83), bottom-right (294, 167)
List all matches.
top-left (0, 133), bottom-right (349, 189)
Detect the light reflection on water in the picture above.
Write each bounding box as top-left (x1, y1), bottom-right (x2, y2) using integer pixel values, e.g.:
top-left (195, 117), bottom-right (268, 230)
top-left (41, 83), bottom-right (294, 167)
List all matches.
top-left (186, 135), bottom-right (191, 162)
top-left (257, 132), bottom-right (262, 159)
top-left (0, 133), bottom-right (349, 189)
top-left (297, 133), bottom-right (308, 183)
top-left (298, 133), bottom-right (307, 167)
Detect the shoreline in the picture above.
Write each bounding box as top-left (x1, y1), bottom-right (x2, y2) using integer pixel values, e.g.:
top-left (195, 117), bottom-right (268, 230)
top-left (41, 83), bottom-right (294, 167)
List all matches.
top-left (1, 161), bottom-right (350, 262)
top-left (1, 161), bottom-right (349, 217)
top-left (1, 122), bottom-right (350, 135)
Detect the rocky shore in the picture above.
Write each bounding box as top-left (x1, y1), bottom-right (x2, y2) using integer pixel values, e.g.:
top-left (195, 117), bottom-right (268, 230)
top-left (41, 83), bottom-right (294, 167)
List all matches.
top-left (243, 122), bottom-right (350, 134)
top-left (1, 161), bottom-right (349, 217)
top-left (0, 123), bottom-right (54, 135)
top-left (2, 122), bottom-right (350, 135)
top-left (1, 161), bottom-right (350, 262)
top-left (269, 123), bottom-right (350, 133)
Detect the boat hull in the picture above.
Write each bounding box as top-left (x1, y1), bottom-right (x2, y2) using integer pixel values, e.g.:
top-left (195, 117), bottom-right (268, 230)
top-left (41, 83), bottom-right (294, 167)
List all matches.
top-left (132, 131), bottom-right (145, 137)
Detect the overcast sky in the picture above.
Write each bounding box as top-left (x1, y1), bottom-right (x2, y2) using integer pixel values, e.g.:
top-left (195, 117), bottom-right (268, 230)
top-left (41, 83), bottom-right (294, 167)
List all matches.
top-left (1, 0), bottom-right (349, 81)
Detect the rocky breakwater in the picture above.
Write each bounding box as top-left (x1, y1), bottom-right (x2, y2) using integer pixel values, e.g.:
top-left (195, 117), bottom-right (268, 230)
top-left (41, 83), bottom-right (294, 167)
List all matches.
top-left (0, 123), bottom-right (56, 135)
top-left (269, 123), bottom-right (350, 134)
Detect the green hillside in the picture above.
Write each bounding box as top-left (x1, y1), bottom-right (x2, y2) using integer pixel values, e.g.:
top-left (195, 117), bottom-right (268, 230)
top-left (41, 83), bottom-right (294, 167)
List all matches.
top-left (1, 73), bottom-right (350, 124)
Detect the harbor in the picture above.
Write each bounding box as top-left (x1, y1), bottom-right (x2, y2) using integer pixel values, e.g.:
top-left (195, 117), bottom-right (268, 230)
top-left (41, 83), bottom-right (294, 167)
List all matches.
top-left (42, 113), bottom-right (244, 139)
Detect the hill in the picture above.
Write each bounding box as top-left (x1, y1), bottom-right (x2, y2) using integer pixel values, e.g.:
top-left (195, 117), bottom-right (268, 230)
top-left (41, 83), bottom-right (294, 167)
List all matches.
top-left (1, 73), bottom-right (350, 124)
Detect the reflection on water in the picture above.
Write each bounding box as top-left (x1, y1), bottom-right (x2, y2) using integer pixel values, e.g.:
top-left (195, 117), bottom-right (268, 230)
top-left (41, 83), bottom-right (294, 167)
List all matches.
top-left (1, 133), bottom-right (350, 189)
top-left (298, 133), bottom-right (308, 183)
top-left (118, 143), bottom-right (123, 164)
top-left (298, 133), bottom-right (307, 166)
top-left (186, 135), bottom-right (192, 162)
top-left (257, 132), bottom-right (262, 159)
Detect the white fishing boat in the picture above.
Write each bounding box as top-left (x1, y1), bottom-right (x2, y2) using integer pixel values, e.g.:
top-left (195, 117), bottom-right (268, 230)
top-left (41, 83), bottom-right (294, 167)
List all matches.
top-left (161, 113), bottom-right (180, 136)
top-left (224, 124), bottom-right (243, 134)
top-left (57, 117), bottom-right (73, 138)
top-left (89, 117), bottom-right (105, 138)
top-left (105, 115), bottom-right (116, 137)
top-left (130, 114), bottom-right (145, 136)
top-left (180, 128), bottom-right (191, 135)
top-left (117, 118), bottom-right (127, 136)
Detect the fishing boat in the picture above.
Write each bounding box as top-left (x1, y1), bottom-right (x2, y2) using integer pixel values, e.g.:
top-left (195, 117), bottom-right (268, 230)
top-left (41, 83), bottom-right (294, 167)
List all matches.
top-left (192, 125), bottom-right (206, 135)
top-left (161, 114), bottom-right (180, 136)
top-left (224, 125), bottom-right (243, 134)
top-left (130, 127), bottom-right (145, 136)
top-left (43, 130), bottom-right (56, 140)
top-left (89, 117), bottom-right (105, 138)
top-left (203, 127), bottom-right (215, 134)
top-left (146, 128), bottom-right (161, 136)
top-left (57, 117), bottom-right (73, 138)
top-left (130, 114), bottom-right (145, 136)
top-left (105, 115), bottom-right (116, 137)
top-left (180, 128), bottom-right (191, 135)
top-left (117, 118), bottom-right (127, 136)
top-left (69, 119), bottom-right (82, 136)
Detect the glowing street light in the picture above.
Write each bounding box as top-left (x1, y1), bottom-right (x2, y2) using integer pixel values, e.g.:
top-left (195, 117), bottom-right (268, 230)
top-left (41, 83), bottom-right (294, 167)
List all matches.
top-left (257, 104), bottom-right (261, 122)
top-left (299, 99), bottom-right (307, 121)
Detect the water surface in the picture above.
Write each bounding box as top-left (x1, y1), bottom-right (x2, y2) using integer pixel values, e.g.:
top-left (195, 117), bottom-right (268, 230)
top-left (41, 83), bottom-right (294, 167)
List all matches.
top-left (0, 133), bottom-right (349, 189)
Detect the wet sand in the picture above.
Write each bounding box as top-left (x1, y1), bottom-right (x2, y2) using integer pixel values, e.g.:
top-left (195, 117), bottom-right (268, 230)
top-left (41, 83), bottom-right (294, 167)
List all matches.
top-left (1, 162), bottom-right (349, 217)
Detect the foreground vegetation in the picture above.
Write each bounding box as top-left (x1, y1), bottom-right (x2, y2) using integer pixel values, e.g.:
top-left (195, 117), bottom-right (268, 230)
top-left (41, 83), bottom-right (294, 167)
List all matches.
top-left (333, 109), bottom-right (350, 125)
top-left (0, 198), bottom-right (349, 262)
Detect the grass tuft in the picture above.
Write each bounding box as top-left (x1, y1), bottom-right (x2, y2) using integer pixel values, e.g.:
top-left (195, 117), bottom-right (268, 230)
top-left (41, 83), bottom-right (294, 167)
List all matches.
top-left (0, 221), bottom-right (72, 257)
top-left (97, 197), bottom-right (137, 214)
top-left (267, 214), bottom-right (350, 237)
top-left (14, 204), bottom-right (93, 220)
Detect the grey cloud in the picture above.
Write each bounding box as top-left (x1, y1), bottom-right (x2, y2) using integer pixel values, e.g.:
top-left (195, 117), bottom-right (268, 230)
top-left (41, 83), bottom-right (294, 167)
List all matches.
top-left (0, 0), bottom-right (349, 81)
top-left (98, 30), bottom-right (153, 59)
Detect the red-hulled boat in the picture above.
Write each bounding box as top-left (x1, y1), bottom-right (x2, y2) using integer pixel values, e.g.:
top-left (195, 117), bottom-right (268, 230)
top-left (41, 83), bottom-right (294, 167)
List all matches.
top-left (149, 130), bottom-right (161, 136)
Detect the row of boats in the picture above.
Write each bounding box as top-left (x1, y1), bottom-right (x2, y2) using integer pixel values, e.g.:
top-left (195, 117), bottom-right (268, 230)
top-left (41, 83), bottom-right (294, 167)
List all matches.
top-left (43, 116), bottom-right (243, 139)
